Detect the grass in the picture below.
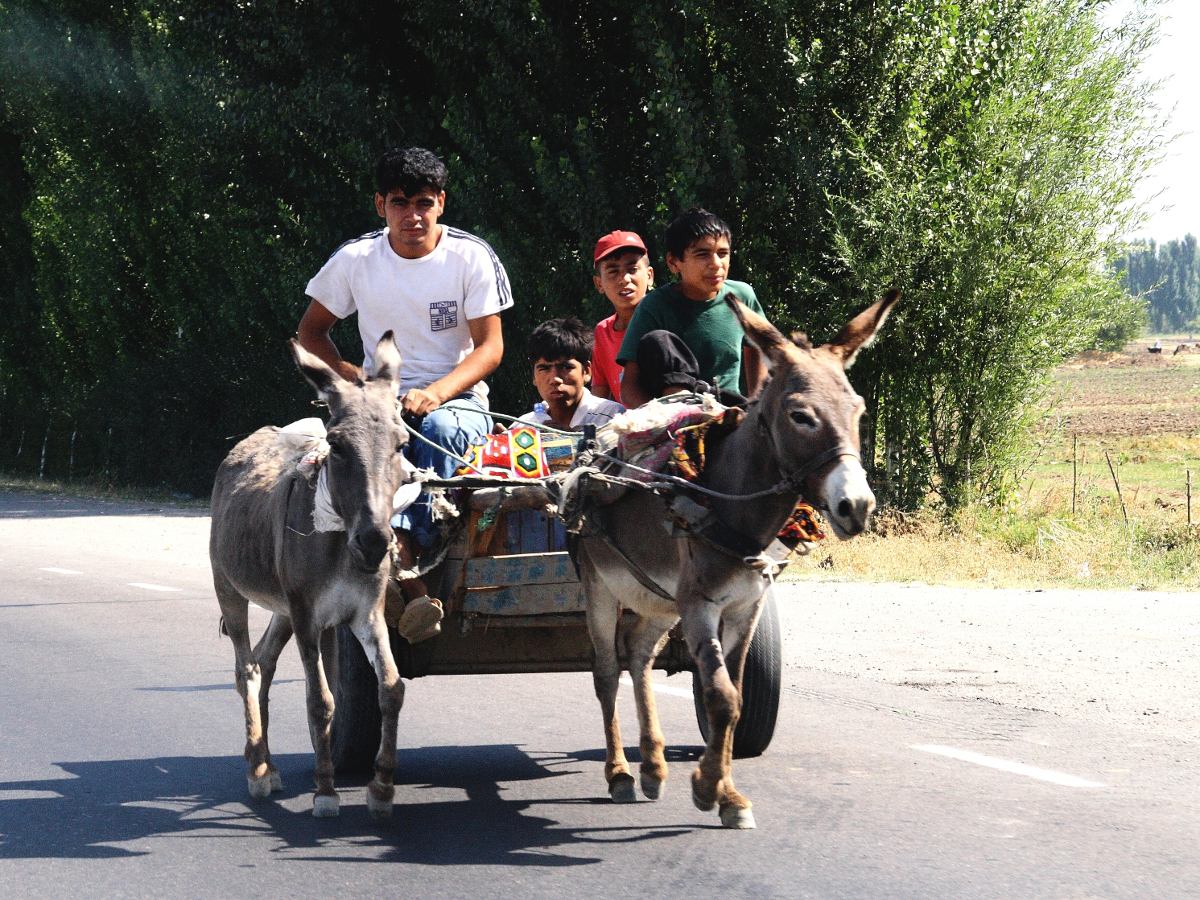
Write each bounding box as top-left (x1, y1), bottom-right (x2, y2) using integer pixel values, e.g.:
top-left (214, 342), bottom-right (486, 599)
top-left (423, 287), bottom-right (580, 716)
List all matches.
top-left (0, 472), bottom-right (207, 507)
top-left (786, 506), bottom-right (1200, 590)
top-left (788, 335), bottom-right (1200, 591)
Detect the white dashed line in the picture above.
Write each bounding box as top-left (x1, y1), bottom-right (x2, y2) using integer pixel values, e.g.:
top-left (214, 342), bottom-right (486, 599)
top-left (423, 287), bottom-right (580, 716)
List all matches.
top-left (127, 582), bottom-right (183, 593)
top-left (619, 675), bottom-right (694, 699)
top-left (39, 567), bottom-right (83, 575)
top-left (913, 744), bottom-right (1105, 788)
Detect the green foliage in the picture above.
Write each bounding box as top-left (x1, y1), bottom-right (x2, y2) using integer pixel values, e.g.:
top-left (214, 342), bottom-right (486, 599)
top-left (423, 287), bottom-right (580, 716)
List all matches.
top-left (0, 0), bottom-right (1167, 504)
top-left (820, 0), bottom-right (1163, 508)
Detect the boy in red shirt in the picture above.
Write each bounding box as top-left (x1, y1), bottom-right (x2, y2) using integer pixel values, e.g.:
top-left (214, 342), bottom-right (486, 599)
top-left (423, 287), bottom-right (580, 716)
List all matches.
top-left (590, 230), bottom-right (654, 400)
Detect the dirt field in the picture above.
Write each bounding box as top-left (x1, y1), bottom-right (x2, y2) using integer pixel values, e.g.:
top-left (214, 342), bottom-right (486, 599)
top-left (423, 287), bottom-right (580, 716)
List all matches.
top-left (1052, 338), bottom-right (1200, 436)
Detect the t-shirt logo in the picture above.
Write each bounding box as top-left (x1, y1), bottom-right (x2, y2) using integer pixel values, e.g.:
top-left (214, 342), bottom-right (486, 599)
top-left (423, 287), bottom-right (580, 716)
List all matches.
top-left (429, 300), bottom-right (458, 331)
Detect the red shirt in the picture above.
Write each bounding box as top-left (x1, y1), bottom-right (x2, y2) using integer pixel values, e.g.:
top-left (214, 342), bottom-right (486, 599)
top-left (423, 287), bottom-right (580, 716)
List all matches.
top-left (593, 314), bottom-right (625, 400)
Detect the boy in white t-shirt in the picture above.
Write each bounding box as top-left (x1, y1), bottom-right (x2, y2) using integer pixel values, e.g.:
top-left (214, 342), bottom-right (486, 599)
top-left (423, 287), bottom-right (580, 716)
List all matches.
top-left (298, 147), bottom-right (513, 642)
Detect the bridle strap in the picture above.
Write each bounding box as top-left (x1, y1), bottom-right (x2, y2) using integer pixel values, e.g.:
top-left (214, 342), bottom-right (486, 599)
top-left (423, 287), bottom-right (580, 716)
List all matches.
top-left (784, 444), bottom-right (861, 491)
top-left (754, 412), bottom-right (860, 492)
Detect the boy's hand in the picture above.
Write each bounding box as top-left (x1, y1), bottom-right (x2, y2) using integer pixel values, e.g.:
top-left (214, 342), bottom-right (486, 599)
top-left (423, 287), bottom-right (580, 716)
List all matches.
top-left (401, 386), bottom-right (443, 416)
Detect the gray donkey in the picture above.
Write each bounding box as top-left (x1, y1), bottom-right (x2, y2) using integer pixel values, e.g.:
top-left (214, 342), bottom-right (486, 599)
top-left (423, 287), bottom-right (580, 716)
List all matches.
top-left (577, 292), bottom-right (898, 829)
top-left (210, 333), bottom-right (409, 819)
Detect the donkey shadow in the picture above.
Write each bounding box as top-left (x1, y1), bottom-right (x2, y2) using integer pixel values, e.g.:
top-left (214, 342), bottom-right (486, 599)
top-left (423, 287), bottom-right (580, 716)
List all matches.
top-left (0, 744), bottom-right (701, 867)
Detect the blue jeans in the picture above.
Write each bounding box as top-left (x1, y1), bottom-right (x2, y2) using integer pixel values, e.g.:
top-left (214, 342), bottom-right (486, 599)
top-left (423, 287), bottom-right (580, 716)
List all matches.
top-left (392, 393), bottom-right (491, 549)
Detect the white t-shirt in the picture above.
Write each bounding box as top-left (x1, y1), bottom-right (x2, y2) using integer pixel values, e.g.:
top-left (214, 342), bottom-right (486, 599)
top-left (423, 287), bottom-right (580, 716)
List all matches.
top-left (306, 225), bottom-right (513, 399)
top-left (519, 388), bottom-right (625, 430)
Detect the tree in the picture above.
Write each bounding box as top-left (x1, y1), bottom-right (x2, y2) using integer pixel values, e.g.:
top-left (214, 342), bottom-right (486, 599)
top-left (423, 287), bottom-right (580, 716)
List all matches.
top-left (0, 0), bottom-right (1166, 506)
top-left (812, 1), bottom-right (1159, 507)
top-left (1118, 235), bottom-right (1200, 332)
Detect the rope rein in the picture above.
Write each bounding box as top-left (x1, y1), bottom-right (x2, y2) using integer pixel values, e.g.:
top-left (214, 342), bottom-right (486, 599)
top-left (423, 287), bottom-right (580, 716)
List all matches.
top-left (412, 399), bottom-right (858, 503)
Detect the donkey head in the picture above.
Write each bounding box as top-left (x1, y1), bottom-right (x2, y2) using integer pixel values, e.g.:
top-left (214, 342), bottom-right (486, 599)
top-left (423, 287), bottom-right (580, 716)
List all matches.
top-left (290, 333), bottom-right (409, 571)
top-left (731, 291), bottom-right (899, 538)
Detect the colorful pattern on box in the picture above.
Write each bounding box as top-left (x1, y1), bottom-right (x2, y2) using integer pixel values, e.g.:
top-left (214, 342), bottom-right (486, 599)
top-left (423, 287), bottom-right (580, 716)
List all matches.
top-left (457, 425), bottom-right (550, 479)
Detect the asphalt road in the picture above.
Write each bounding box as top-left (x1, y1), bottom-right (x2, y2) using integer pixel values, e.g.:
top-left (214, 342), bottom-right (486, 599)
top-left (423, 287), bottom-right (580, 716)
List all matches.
top-left (0, 489), bottom-right (1197, 898)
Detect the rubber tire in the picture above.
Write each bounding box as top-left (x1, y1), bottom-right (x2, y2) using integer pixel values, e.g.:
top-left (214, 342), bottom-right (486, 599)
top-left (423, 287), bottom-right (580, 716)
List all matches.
top-left (330, 624), bottom-right (381, 775)
top-left (692, 590), bottom-right (782, 759)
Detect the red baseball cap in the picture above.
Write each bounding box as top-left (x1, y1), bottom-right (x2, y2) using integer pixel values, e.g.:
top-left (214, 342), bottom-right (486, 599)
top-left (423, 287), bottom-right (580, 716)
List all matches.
top-left (593, 230), bottom-right (647, 264)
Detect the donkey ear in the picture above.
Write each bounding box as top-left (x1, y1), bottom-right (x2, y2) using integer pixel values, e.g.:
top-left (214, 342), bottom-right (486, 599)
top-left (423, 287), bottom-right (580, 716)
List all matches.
top-left (289, 338), bottom-right (342, 400)
top-left (724, 297), bottom-right (796, 373)
top-left (371, 331), bottom-right (402, 386)
top-left (826, 288), bottom-right (900, 369)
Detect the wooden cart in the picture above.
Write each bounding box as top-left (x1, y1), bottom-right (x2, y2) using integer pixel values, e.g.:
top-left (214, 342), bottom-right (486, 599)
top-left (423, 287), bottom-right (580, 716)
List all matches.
top-left (331, 504), bottom-right (782, 772)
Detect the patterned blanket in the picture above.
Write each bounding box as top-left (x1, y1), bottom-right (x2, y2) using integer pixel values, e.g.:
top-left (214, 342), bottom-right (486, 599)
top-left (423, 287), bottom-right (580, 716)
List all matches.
top-left (456, 425), bottom-right (577, 479)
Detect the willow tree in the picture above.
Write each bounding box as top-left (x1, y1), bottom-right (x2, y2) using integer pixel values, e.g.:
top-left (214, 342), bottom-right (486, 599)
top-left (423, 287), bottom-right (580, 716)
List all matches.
top-left (0, 0), bottom-right (1162, 502)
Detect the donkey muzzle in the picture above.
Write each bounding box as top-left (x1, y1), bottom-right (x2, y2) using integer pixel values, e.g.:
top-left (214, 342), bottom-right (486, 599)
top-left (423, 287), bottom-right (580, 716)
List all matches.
top-left (821, 460), bottom-right (876, 538)
top-left (348, 524), bottom-right (392, 571)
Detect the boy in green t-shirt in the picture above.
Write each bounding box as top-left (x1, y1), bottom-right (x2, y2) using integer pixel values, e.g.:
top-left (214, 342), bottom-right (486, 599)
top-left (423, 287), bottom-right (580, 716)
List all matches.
top-left (617, 208), bottom-right (767, 408)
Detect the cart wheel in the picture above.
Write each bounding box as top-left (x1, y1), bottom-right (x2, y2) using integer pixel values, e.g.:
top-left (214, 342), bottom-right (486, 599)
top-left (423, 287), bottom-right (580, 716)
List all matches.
top-left (331, 624), bottom-right (381, 775)
top-left (692, 589), bottom-right (782, 758)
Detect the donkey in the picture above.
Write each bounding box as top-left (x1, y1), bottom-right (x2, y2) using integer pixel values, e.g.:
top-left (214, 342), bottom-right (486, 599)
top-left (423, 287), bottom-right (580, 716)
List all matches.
top-left (209, 333), bottom-right (409, 819)
top-left (576, 291), bottom-right (898, 829)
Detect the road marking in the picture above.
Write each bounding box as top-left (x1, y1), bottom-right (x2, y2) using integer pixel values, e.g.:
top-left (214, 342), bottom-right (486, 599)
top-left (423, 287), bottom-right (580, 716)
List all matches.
top-left (0, 789), bottom-right (65, 800)
top-left (127, 582), bottom-right (183, 593)
top-left (912, 744), bottom-right (1105, 788)
top-left (40, 567), bottom-right (83, 575)
top-left (619, 675), bottom-right (694, 699)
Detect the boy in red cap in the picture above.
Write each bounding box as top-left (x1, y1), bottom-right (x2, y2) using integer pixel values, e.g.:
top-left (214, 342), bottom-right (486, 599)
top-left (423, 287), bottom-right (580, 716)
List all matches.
top-left (590, 230), bottom-right (654, 400)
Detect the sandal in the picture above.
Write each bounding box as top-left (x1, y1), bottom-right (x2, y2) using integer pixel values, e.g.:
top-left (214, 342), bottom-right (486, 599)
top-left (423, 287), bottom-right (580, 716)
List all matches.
top-left (397, 595), bottom-right (443, 644)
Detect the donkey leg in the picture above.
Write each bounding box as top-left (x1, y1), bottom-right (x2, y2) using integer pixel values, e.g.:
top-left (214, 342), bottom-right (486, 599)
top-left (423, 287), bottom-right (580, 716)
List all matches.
top-left (585, 580), bottom-right (635, 803)
top-left (253, 614), bottom-right (293, 793)
top-left (681, 602), bottom-right (754, 827)
top-left (624, 617), bottom-right (674, 800)
top-left (351, 611), bottom-right (405, 821)
top-left (710, 598), bottom-right (764, 830)
top-left (215, 580), bottom-right (275, 799)
top-left (293, 622), bottom-right (339, 817)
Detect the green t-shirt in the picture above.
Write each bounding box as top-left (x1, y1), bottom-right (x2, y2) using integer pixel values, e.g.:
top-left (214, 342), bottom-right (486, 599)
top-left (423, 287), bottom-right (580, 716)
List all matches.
top-left (616, 280), bottom-right (764, 394)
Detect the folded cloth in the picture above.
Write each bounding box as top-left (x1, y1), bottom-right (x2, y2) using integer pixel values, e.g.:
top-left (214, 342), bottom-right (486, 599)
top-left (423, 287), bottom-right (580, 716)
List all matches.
top-left (605, 395), bottom-right (730, 480)
top-left (281, 418), bottom-right (424, 533)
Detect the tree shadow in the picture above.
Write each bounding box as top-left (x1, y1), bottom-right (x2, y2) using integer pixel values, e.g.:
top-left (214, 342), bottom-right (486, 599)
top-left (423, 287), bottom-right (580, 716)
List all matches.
top-left (0, 743), bottom-right (703, 867)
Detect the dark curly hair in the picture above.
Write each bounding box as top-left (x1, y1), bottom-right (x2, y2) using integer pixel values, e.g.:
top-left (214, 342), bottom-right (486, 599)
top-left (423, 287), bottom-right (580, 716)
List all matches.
top-left (375, 146), bottom-right (448, 196)
top-left (527, 318), bottom-right (593, 365)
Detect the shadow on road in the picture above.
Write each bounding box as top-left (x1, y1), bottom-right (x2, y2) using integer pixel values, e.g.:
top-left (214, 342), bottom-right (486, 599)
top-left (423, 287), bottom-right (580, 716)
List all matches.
top-left (0, 743), bottom-right (703, 866)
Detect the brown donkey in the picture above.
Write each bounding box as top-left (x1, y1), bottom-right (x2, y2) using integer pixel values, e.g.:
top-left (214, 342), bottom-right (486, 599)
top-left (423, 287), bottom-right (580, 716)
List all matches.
top-left (576, 291), bottom-right (898, 829)
top-left (209, 334), bottom-right (409, 818)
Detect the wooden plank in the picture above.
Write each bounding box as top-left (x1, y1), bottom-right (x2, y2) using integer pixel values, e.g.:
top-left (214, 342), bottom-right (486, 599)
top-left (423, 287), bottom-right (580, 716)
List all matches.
top-left (464, 552), bottom-right (578, 588)
top-left (463, 582), bottom-right (587, 616)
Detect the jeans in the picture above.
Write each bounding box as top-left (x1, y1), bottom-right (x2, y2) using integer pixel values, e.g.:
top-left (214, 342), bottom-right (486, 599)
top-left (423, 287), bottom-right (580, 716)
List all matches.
top-left (391, 392), bottom-right (492, 549)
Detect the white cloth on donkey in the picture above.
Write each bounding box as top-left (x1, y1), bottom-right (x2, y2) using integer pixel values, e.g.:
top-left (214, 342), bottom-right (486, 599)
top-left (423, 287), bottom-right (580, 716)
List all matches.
top-left (277, 418), bottom-right (423, 533)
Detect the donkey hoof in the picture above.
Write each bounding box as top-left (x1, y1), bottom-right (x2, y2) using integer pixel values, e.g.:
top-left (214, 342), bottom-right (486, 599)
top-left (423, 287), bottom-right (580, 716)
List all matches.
top-left (719, 804), bottom-right (756, 830)
top-left (640, 775), bottom-right (665, 801)
top-left (366, 781), bottom-right (394, 821)
top-left (691, 771), bottom-right (716, 812)
top-left (269, 769), bottom-right (283, 793)
top-left (312, 793), bottom-right (340, 818)
top-left (609, 773), bottom-right (637, 804)
top-left (247, 773), bottom-right (274, 799)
